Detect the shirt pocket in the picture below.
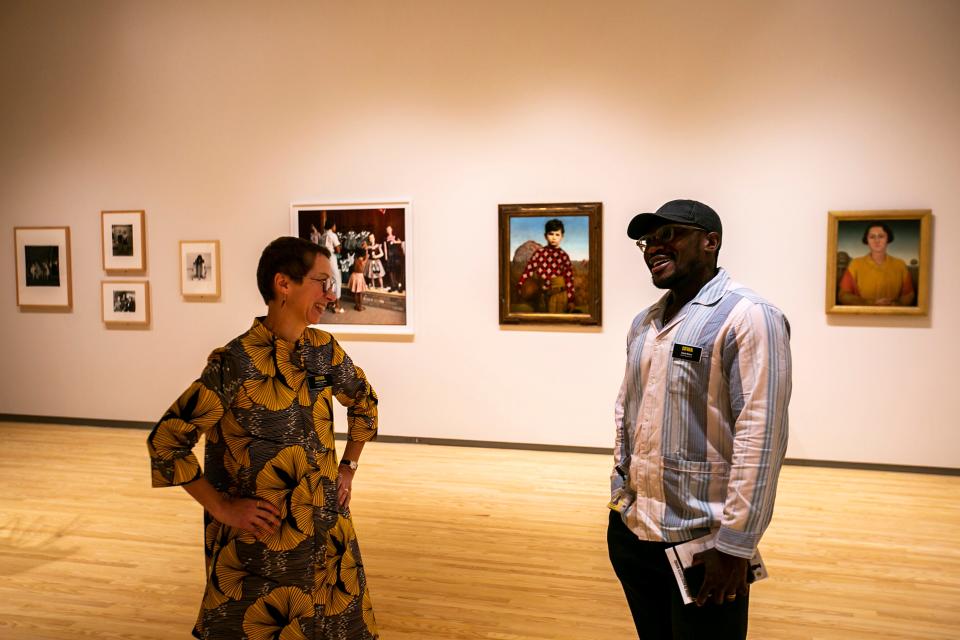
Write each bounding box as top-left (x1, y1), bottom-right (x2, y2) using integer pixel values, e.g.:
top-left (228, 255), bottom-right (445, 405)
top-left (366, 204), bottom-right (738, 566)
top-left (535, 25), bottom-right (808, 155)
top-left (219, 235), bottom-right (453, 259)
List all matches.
top-left (668, 351), bottom-right (712, 395)
top-left (661, 456), bottom-right (731, 523)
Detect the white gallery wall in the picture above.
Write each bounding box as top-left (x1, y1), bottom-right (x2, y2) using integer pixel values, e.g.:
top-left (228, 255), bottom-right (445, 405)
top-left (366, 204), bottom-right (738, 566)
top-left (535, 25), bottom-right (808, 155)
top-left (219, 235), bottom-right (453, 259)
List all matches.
top-left (1, 0), bottom-right (958, 468)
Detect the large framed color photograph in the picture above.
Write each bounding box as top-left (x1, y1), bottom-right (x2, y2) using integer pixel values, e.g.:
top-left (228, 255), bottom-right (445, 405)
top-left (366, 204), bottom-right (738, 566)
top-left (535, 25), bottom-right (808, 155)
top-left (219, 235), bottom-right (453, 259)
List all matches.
top-left (291, 200), bottom-right (412, 335)
top-left (14, 226), bottom-right (73, 310)
top-left (499, 202), bottom-right (602, 326)
top-left (826, 209), bottom-right (931, 316)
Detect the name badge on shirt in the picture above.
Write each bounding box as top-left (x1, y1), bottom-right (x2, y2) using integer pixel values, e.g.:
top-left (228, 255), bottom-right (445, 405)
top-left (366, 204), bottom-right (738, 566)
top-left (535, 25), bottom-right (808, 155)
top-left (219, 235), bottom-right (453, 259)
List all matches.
top-left (672, 343), bottom-right (702, 362)
top-left (307, 374), bottom-right (332, 391)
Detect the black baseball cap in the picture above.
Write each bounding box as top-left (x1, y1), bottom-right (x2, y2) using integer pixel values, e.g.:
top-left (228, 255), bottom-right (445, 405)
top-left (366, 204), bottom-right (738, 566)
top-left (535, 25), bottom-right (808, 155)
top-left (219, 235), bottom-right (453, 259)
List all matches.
top-left (627, 199), bottom-right (722, 240)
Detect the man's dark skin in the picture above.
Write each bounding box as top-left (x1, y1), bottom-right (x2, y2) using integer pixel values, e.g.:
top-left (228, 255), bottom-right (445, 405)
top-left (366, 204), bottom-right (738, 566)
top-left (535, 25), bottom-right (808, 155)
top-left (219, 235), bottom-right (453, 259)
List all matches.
top-left (642, 221), bottom-right (751, 606)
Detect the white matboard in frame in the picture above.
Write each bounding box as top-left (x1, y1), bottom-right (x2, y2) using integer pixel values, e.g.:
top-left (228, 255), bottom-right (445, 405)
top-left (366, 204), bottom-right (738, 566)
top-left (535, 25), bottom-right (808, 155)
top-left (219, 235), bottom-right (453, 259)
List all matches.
top-left (14, 226), bottom-right (73, 310)
top-left (180, 240), bottom-right (221, 300)
top-left (290, 200), bottom-right (413, 335)
top-left (101, 280), bottom-right (150, 327)
top-left (101, 210), bottom-right (146, 273)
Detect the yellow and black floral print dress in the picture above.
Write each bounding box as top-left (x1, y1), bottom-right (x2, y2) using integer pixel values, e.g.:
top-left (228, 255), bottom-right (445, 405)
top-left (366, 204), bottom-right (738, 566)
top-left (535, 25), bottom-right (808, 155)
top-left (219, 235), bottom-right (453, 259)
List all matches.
top-left (148, 319), bottom-right (379, 640)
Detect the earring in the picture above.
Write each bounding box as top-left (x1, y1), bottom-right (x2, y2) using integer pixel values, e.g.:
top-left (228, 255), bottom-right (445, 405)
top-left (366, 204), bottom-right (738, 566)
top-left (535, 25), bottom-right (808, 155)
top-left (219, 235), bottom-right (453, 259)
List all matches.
top-left (281, 295), bottom-right (286, 308)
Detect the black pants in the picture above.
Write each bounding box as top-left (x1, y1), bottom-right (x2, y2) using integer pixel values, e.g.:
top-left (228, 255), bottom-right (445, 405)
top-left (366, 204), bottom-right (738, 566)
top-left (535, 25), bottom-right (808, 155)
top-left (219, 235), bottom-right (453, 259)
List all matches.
top-left (607, 510), bottom-right (749, 640)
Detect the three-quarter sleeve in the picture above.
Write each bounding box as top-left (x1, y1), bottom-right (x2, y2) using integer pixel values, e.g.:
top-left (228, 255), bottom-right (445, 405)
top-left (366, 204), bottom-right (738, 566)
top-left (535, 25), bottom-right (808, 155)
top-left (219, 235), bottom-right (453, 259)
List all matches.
top-left (329, 338), bottom-right (379, 442)
top-left (147, 349), bottom-right (235, 487)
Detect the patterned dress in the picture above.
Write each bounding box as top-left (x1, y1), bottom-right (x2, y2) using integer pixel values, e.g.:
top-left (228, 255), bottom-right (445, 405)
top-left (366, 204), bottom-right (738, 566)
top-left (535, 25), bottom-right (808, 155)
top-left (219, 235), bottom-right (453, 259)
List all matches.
top-left (148, 318), bottom-right (379, 639)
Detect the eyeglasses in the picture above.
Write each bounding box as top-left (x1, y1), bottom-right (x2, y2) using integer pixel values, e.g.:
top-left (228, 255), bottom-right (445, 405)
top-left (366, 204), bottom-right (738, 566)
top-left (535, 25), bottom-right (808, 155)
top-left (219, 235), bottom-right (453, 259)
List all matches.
top-left (635, 224), bottom-right (705, 252)
top-left (306, 276), bottom-right (334, 293)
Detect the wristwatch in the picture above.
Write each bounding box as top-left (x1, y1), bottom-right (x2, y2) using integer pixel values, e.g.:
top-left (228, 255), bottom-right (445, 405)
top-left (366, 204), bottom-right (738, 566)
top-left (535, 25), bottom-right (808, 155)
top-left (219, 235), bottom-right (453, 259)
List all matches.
top-left (339, 459), bottom-right (358, 471)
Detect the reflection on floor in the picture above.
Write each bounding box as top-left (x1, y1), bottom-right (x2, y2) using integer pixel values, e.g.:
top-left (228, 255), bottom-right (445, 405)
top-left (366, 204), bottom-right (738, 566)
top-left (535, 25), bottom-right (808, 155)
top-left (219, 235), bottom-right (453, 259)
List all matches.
top-left (0, 422), bottom-right (957, 639)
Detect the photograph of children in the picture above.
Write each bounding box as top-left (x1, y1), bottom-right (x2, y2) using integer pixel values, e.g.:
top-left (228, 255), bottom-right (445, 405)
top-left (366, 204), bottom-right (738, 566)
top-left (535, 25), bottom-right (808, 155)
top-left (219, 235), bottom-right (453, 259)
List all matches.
top-left (24, 245), bottom-right (60, 287)
top-left (291, 202), bottom-right (411, 333)
top-left (499, 202), bottom-right (602, 325)
top-left (826, 210), bottom-right (931, 316)
top-left (111, 224), bottom-right (134, 256)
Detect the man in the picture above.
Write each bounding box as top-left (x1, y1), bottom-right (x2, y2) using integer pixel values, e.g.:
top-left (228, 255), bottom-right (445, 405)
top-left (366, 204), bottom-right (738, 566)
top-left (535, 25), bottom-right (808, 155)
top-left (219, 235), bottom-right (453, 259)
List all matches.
top-left (319, 220), bottom-right (345, 314)
top-left (608, 199), bottom-right (791, 639)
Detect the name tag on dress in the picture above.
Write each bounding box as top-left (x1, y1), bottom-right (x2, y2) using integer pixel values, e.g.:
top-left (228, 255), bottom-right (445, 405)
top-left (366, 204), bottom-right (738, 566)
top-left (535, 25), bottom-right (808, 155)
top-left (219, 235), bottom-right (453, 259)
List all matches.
top-left (307, 374), bottom-right (332, 391)
top-left (672, 343), bottom-right (702, 362)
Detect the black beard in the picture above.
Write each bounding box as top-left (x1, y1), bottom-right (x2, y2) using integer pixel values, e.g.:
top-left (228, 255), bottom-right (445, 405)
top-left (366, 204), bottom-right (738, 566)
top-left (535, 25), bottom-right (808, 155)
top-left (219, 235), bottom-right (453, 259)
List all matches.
top-left (651, 271), bottom-right (683, 290)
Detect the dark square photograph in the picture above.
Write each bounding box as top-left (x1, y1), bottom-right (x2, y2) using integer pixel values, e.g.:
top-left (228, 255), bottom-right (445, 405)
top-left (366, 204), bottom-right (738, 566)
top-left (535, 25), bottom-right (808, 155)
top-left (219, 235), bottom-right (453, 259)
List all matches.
top-left (24, 245), bottom-right (60, 287)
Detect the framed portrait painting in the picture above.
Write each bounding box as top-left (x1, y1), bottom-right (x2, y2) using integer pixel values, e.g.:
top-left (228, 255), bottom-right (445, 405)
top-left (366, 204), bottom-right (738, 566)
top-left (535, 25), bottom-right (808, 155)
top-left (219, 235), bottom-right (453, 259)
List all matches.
top-left (101, 280), bottom-right (150, 327)
top-left (101, 210), bottom-right (146, 273)
top-left (825, 209), bottom-right (931, 316)
top-left (499, 202), bottom-right (602, 326)
top-left (180, 240), bottom-right (221, 300)
top-left (290, 200), bottom-right (413, 335)
top-left (14, 226), bottom-right (73, 310)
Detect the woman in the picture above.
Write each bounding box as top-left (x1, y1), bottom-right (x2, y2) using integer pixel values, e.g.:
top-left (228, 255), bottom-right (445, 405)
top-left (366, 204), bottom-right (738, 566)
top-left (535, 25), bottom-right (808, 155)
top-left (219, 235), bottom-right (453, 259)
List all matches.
top-left (364, 233), bottom-right (385, 290)
top-left (148, 237), bottom-right (379, 639)
top-left (838, 222), bottom-right (915, 306)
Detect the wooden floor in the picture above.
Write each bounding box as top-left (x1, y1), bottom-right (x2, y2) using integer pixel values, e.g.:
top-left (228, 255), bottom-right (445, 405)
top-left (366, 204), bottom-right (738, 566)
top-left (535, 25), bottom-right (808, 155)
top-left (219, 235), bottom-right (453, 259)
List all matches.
top-left (0, 423), bottom-right (958, 639)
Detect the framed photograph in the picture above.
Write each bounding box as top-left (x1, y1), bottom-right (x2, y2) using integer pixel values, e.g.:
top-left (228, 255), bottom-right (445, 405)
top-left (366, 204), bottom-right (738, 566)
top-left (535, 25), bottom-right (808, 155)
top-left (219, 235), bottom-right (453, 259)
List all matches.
top-left (290, 200), bottom-right (413, 335)
top-left (101, 210), bottom-right (146, 272)
top-left (13, 226), bottom-right (73, 310)
top-left (826, 209), bottom-right (931, 316)
top-left (499, 202), bottom-right (602, 325)
top-left (179, 240), bottom-right (221, 300)
top-left (101, 280), bottom-right (150, 327)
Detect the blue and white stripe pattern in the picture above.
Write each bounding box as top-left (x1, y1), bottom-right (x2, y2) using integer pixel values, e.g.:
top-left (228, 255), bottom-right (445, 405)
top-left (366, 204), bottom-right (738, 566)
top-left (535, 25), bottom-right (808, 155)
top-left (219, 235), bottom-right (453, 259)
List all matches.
top-left (610, 268), bottom-right (791, 559)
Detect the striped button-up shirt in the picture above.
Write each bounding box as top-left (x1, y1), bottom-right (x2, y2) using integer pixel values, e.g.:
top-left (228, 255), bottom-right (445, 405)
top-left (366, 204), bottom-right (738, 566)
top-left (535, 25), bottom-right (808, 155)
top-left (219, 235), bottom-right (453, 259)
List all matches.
top-left (610, 268), bottom-right (791, 559)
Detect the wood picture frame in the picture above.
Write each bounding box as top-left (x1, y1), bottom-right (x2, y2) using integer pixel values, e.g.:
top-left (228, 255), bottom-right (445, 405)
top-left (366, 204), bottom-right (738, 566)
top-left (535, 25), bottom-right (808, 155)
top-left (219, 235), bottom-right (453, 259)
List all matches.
top-left (14, 226), bottom-right (73, 311)
top-left (826, 209), bottom-right (931, 316)
top-left (101, 210), bottom-right (146, 273)
top-left (499, 202), bottom-right (602, 326)
top-left (101, 280), bottom-right (150, 327)
top-left (179, 240), bottom-right (221, 300)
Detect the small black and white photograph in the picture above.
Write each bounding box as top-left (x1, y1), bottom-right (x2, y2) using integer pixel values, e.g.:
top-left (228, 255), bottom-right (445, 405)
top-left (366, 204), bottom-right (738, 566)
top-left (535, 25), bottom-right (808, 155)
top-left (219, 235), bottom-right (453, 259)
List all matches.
top-left (185, 252), bottom-right (211, 280)
top-left (15, 227), bottom-right (73, 310)
top-left (179, 240), bottom-right (221, 300)
top-left (24, 245), bottom-right (60, 287)
top-left (111, 224), bottom-right (134, 256)
top-left (112, 290), bottom-right (136, 313)
top-left (101, 210), bottom-right (146, 272)
top-left (102, 280), bottom-right (150, 327)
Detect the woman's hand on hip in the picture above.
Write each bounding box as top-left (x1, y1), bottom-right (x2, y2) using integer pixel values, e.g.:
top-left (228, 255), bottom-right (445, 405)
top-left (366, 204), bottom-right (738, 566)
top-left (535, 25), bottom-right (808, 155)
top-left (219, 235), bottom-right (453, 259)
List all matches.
top-left (214, 496), bottom-right (282, 538)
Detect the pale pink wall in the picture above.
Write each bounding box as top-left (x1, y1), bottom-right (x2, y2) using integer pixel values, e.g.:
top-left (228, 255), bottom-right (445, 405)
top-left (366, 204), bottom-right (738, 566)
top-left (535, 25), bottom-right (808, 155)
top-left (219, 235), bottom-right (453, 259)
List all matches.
top-left (1, 0), bottom-right (958, 466)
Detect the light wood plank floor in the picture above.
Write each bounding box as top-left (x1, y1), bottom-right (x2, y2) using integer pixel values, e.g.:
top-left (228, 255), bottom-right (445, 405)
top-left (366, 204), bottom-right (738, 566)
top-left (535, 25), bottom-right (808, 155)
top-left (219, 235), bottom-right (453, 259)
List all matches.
top-left (1, 423), bottom-right (958, 639)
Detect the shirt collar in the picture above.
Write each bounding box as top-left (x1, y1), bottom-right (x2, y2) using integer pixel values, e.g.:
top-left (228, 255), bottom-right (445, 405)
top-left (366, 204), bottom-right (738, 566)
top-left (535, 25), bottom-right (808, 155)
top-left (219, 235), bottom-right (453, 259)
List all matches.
top-left (645, 268), bottom-right (731, 321)
top-left (690, 268), bottom-right (731, 307)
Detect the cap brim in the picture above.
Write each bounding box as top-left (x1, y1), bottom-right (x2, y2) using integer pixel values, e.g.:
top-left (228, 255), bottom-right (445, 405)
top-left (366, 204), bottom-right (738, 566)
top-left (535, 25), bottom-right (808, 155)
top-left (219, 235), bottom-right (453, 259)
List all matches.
top-left (627, 212), bottom-right (692, 239)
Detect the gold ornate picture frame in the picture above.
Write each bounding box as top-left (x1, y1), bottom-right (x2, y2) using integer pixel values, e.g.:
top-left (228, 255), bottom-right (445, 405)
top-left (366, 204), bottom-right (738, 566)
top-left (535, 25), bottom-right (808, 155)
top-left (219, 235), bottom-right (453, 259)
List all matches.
top-left (826, 209), bottom-right (931, 316)
top-left (498, 202), bottom-right (602, 326)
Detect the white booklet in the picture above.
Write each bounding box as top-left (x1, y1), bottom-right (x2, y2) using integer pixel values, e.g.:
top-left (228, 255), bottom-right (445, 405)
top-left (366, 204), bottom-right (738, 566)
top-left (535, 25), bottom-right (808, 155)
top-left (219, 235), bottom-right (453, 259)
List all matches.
top-left (665, 533), bottom-right (768, 605)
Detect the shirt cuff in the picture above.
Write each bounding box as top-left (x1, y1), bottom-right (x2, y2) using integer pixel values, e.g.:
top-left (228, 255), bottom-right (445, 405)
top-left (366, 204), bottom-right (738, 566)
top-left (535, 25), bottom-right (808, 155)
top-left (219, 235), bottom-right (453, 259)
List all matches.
top-left (715, 527), bottom-right (760, 559)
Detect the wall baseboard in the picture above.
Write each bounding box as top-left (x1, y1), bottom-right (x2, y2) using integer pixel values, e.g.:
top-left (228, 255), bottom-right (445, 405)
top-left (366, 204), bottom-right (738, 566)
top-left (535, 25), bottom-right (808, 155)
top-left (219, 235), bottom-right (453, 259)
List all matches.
top-left (2, 413), bottom-right (957, 476)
